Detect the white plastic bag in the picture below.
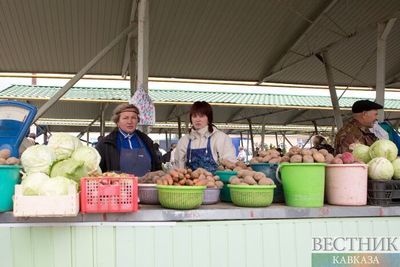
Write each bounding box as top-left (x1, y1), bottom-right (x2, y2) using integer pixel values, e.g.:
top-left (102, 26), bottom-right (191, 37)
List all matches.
top-left (129, 83), bottom-right (155, 125)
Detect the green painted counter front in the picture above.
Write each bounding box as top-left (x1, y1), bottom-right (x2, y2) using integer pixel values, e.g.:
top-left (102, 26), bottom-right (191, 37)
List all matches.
top-left (1, 217), bottom-right (400, 267)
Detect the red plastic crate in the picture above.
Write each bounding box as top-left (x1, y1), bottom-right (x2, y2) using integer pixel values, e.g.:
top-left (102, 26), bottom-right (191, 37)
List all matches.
top-left (80, 176), bottom-right (138, 213)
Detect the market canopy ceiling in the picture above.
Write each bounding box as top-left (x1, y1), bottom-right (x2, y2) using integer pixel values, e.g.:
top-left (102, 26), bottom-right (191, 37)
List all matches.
top-left (1, 0), bottom-right (400, 88)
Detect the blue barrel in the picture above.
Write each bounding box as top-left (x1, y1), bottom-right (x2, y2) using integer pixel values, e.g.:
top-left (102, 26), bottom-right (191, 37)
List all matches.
top-left (0, 165), bottom-right (21, 212)
top-left (250, 163), bottom-right (284, 203)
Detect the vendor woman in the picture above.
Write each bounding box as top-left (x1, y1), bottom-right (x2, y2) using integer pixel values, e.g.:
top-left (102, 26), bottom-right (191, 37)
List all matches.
top-left (174, 101), bottom-right (236, 173)
top-left (96, 103), bottom-right (161, 176)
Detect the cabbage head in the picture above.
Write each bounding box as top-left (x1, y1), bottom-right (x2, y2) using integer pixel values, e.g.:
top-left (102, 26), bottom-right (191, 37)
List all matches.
top-left (47, 133), bottom-right (82, 160)
top-left (50, 158), bottom-right (88, 183)
top-left (38, 176), bottom-right (77, 196)
top-left (21, 172), bottom-right (50, 195)
top-left (352, 144), bottom-right (371, 163)
top-left (369, 139), bottom-right (398, 161)
top-left (392, 158), bottom-right (400, 180)
top-left (21, 145), bottom-right (57, 174)
top-left (71, 146), bottom-right (101, 173)
top-left (368, 157), bottom-right (394, 180)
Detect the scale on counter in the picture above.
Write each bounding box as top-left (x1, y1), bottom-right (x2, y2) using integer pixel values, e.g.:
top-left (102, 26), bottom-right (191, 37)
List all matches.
top-left (0, 101), bottom-right (37, 157)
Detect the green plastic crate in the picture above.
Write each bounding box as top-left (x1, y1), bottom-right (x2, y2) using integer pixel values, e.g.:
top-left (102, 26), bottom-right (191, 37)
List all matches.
top-left (228, 184), bottom-right (276, 207)
top-left (156, 185), bottom-right (206, 210)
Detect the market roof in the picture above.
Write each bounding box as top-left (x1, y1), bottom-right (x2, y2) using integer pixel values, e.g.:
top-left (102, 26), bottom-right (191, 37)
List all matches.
top-left (0, 0), bottom-right (400, 88)
top-left (4, 84), bottom-right (400, 109)
top-left (2, 85), bottom-right (400, 134)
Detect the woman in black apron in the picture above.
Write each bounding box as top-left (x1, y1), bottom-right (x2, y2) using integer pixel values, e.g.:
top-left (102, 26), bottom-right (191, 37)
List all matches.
top-left (96, 104), bottom-right (161, 176)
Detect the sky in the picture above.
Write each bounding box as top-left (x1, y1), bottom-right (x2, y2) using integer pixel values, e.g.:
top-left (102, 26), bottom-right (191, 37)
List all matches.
top-left (1, 76), bottom-right (400, 100)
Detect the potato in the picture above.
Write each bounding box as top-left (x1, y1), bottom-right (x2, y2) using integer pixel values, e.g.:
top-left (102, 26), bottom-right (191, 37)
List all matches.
top-left (253, 172), bottom-right (266, 181)
top-left (289, 146), bottom-right (302, 155)
top-left (313, 152), bottom-right (325, 163)
top-left (217, 165), bottom-right (225, 170)
top-left (324, 154), bottom-right (334, 164)
top-left (249, 158), bottom-right (259, 164)
top-left (258, 150), bottom-right (268, 157)
top-left (233, 166), bottom-right (243, 172)
top-left (269, 157), bottom-right (281, 164)
top-left (230, 177), bottom-right (242, 185)
top-left (302, 155), bottom-right (314, 163)
top-left (290, 154), bottom-right (302, 163)
top-left (301, 149), bottom-right (312, 156)
top-left (195, 179), bottom-right (208, 186)
top-left (310, 148), bottom-right (318, 154)
top-left (239, 183), bottom-right (250, 186)
top-left (331, 157), bottom-right (343, 164)
top-left (5, 157), bottom-right (20, 165)
top-left (244, 176), bottom-right (257, 185)
top-left (215, 181), bottom-right (224, 188)
top-left (318, 149), bottom-right (329, 156)
top-left (237, 170), bottom-right (254, 178)
top-left (0, 149), bottom-right (11, 160)
top-left (258, 177), bottom-right (274, 185)
top-left (281, 155), bottom-right (290, 163)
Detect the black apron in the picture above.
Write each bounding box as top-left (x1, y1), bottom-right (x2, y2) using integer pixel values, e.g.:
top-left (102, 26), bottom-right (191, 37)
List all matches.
top-left (119, 134), bottom-right (151, 176)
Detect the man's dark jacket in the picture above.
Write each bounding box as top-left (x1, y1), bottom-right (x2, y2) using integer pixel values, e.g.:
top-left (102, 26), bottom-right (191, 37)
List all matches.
top-left (95, 128), bottom-right (162, 173)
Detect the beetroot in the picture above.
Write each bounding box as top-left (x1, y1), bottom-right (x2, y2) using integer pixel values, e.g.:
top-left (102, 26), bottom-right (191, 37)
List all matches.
top-left (342, 152), bottom-right (355, 164)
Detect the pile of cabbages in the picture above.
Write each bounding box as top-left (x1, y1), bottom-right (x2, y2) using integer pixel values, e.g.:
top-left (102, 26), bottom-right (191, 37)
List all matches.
top-left (20, 133), bottom-right (101, 196)
top-left (352, 140), bottom-right (399, 180)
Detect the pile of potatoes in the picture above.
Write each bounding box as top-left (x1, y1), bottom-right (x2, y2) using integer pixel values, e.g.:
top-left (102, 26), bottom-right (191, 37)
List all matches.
top-left (282, 146), bottom-right (335, 163)
top-left (0, 149), bottom-right (20, 165)
top-left (217, 159), bottom-right (251, 171)
top-left (155, 167), bottom-right (224, 189)
top-left (229, 169), bottom-right (274, 185)
top-left (139, 170), bottom-right (167, 184)
top-left (249, 149), bottom-right (282, 164)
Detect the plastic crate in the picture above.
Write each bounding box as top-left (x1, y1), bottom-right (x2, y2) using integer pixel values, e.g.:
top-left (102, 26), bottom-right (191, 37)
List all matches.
top-left (80, 176), bottom-right (138, 213)
top-left (13, 185), bottom-right (79, 217)
top-left (367, 180), bottom-right (400, 206)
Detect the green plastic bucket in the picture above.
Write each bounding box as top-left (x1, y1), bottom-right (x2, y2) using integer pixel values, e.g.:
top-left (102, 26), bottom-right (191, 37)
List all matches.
top-left (214, 170), bottom-right (237, 202)
top-left (277, 163), bottom-right (326, 208)
top-left (250, 163), bottom-right (284, 203)
top-left (0, 165), bottom-right (21, 212)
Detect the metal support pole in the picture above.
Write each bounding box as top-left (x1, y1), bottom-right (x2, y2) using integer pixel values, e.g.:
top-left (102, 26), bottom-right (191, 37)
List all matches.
top-left (34, 23), bottom-right (135, 122)
top-left (260, 116), bottom-right (266, 149)
top-left (77, 116), bottom-right (100, 139)
top-left (87, 129), bottom-right (90, 146)
top-left (99, 103), bottom-right (108, 137)
top-left (302, 134), bottom-right (314, 149)
top-left (321, 50), bottom-right (343, 129)
top-left (137, 0), bottom-right (149, 92)
top-left (376, 19), bottom-right (396, 120)
top-left (177, 116), bottom-right (182, 138)
top-left (240, 132), bottom-right (243, 147)
top-left (281, 132), bottom-right (293, 147)
top-left (275, 132), bottom-right (279, 148)
top-left (165, 130), bottom-right (169, 151)
top-left (312, 120), bottom-right (318, 135)
top-left (247, 118), bottom-right (255, 156)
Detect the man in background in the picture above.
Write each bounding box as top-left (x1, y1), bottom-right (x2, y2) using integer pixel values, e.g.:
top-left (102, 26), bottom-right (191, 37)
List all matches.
top-left (335, 100), bottom-right (383, 154)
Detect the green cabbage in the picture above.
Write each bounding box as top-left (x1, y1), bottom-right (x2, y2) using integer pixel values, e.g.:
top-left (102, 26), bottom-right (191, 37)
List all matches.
top-left (38, 176), bottom-right (77, 196)
top-left (21, 145), bottom-right (57, 174)
top-left (71, 146), bottom-right (101, 173)
top-left (50, 158), bottom-right (88, 183)
top-left (392, 158), bottom-right (400, 180)
top-left (47, 133), bottom-right (82, 160)
top-left (352, 144), bottom-right (371, 163)
top-left (21, 172), bottom-right (50, 195)
top-left (368, 157), bottom-right (394, 180)
top-left (369, 140), bottom-right (398, 161)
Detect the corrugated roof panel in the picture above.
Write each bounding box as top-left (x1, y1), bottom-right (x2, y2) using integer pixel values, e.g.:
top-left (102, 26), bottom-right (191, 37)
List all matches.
top-left (2, 85), bottom-right (400, 111)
